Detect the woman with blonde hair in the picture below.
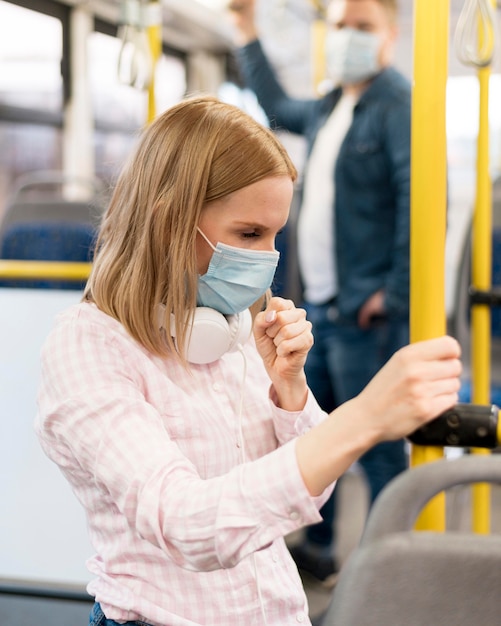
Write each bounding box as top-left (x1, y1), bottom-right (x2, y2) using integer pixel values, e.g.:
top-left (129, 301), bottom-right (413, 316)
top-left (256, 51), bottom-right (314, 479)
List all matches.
top-left (36, 95), bottom-right (461, 626)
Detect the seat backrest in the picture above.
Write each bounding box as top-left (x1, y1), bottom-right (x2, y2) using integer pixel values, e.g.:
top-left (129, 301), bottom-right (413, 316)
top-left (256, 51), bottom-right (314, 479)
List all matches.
top-left (0, 198), bottom-right (102, 237)
top-left (322, 455), bottom-right (501, 626)
top-left (0, 171), bottom-right (106, 240)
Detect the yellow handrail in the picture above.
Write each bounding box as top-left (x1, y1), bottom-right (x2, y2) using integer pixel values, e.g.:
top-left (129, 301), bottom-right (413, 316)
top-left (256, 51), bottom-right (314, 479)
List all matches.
top-left (470, 1), bottom-right (496, 535)
top-left (308, 0), bottom-right (327, 94)
top-left (311, 18), bottom-right (327, 94)
top-left (410, 0), bottom-right (450, 530)
top-left (0, 260), bottom-right (92, 281)
top-left (146, 1), bottom-right (162, 123)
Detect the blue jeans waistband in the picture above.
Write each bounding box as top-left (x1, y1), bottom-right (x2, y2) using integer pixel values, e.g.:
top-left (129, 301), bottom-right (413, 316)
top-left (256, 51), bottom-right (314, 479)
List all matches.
top-left (89, 602), bottom-right (153, 626)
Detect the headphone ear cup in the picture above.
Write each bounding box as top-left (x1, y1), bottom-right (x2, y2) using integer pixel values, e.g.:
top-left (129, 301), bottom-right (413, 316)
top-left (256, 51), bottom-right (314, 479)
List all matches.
top-left (181, 307), bottom-right (233, 364)
top-left (159, 305), bottom-right (253, 364)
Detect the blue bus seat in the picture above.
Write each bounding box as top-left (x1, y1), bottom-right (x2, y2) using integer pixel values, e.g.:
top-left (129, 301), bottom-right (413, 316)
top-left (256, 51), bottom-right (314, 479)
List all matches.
top-left (0, 171), bottom-right (104, 289)
top-left (321, 455), bottom-right (501, 626)
top-left (0, 221), bottom-right (96, 290)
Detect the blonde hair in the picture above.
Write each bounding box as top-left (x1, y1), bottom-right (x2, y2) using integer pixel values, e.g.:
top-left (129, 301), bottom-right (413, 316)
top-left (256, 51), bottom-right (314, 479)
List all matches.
top-left (84, 95), bottom-right (297, 360)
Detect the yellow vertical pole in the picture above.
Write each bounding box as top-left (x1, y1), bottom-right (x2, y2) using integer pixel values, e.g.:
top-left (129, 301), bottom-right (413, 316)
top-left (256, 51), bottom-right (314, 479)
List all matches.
top-left (471, 8), bottom-right (494, 535)
top-left (410, 0), bottom-right (450, 530)
top-left (311, 18), bottom-right (327, 94)
top-left (146, 1), bottom-right (162, 123)
top-left (309, 1), bottom-right (327, 94)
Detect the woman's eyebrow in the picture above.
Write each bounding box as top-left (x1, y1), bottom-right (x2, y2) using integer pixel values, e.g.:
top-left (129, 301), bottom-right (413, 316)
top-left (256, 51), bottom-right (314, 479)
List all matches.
top-left (233, 220), bottom-right (288, 231)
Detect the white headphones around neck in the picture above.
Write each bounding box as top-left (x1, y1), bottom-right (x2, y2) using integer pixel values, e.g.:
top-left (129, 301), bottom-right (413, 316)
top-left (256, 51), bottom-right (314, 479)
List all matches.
top-left (157, 305), bottom-right (252, 364)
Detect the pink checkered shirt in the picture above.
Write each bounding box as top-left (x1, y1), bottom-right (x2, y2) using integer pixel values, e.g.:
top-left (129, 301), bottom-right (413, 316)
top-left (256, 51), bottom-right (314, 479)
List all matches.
top-left (36, 302), bottom-right (332, 626)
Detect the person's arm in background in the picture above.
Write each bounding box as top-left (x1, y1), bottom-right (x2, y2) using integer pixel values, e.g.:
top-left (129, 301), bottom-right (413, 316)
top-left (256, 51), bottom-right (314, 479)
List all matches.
top-left (227, 0), bottom-right (317, 135)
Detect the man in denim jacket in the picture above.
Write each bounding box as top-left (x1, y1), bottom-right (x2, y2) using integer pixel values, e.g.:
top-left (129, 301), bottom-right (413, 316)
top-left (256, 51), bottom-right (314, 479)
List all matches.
top-left (230, 0), bottom-right (410, 586)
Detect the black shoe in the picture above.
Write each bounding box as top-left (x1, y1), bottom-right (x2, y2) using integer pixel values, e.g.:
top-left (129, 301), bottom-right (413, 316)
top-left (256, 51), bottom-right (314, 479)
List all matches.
top-left (288, 542), bottom-right (339, 588)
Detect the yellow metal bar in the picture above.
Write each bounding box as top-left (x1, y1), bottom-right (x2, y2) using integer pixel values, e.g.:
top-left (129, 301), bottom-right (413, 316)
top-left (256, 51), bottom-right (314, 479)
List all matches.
top-left (311, 18), bottom-right (327, 94)
top-left (146, 2), bottom-right (162, 123)
top-left (410, 0), bottom-right (450, 531)
top-left (471, 10), bottom-right (494, 534)
top-left (471, 23), bottom-right (494, 409)
top-left (0, 260), bottom-right (92, 281)
top-left (307, 0), bottom-right (327, 94)
top-left (308, 0), bottom-right (325, 13)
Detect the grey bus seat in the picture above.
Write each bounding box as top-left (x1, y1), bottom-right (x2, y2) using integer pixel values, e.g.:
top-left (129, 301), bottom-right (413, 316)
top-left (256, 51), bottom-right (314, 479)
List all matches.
top-left (321, 455), bottom-right (501, 626)
top-left (0, 170), bottom-right (106, 237)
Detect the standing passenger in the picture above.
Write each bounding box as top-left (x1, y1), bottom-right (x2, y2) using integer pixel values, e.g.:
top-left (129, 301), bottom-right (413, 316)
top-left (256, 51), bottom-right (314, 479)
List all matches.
top-left (36, 96), bottom-right (459, 626)
top-left (229, 0), bottom-right (411, 585)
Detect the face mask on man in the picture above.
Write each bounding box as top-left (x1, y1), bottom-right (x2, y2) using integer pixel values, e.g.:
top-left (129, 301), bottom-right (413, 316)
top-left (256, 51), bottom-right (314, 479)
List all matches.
top-left (326, 27), bottom-right (381, 85)
top-left (196, 228), bottom-right (280, 315)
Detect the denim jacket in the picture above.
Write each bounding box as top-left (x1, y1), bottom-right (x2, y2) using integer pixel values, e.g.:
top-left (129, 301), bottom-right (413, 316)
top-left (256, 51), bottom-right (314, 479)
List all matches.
top-left (236, 39), bottom-right (411, 320)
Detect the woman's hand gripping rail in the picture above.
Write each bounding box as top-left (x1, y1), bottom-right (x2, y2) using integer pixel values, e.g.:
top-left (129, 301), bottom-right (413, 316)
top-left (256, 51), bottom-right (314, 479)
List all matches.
top-left (295, 336), bottom-right (462, 496)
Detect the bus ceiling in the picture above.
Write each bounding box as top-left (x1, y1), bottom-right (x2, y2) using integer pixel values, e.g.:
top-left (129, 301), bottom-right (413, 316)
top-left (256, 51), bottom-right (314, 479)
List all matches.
top-left (59, 0), bottom-right (234, 54)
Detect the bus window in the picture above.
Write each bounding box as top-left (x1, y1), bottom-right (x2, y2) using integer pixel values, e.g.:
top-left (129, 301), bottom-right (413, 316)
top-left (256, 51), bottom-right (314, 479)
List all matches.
top-left (154, 54), bottom-right (187, 115)
top-left (89, 30), bottom-right (187, 185)
top-left (89, 30), bottom-right (147, 129)
top-left (0, 1), bottom-right (63, 112)
top-left (0, 0), bottom-right (64, 218)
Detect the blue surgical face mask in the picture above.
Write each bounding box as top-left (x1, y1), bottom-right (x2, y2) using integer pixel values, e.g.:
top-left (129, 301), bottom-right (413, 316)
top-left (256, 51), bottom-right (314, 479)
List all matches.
top-left (326, 28), bottom-right (381, 85)
top-left (196, 228), bottom-right (280, 315)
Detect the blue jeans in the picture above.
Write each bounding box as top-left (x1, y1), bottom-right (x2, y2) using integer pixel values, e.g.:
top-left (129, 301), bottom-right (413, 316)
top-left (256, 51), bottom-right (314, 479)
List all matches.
top-left (303, 300), bottom-right (409, 548)
top-left (89, 602), bottom-right (153, 626)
